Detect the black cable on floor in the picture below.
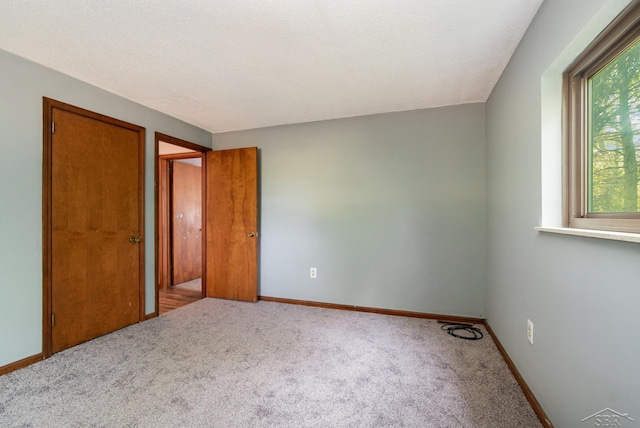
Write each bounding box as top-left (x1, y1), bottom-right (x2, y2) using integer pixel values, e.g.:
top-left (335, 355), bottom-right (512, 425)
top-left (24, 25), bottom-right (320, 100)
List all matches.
top-left (438, 322), bottom-right (484, 340)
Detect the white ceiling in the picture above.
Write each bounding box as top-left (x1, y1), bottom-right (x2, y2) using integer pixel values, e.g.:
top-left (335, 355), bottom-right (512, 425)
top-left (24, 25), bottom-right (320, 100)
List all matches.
top-left (0, 0), bottom-right (543, 133)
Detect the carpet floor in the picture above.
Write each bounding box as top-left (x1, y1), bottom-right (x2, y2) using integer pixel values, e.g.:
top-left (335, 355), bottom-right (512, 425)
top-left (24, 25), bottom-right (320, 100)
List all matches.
top-left (0, 298), bottom-right (541, 427)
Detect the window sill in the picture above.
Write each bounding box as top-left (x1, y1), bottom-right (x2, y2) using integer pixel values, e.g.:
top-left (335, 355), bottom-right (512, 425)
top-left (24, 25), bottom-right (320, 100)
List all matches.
top-left (534, 227), bottom-right (640, 244)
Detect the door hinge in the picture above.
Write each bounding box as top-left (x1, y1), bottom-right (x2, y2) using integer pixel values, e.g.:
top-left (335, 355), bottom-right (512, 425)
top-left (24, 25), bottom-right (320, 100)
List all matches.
top-left (51, 313), bottom-right (55, 327)
top-left (51, 121), bottom-right (55, 134)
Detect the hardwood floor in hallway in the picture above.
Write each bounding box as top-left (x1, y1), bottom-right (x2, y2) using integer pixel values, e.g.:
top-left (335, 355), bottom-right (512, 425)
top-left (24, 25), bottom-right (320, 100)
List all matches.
top-left (159, 287), bottom-right (203, 314)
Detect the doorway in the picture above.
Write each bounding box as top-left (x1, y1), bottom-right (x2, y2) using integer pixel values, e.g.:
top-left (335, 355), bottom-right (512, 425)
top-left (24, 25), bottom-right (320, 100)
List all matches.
top-left (155, 136), bottom-right (260, 314)
top-left (155, 133), bottom-right (209, 314)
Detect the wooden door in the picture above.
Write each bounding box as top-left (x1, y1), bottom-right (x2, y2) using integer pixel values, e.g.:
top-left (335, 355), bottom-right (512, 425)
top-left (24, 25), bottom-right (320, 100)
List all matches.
top-left (46, 99), bottom-right (144, 354)
top-left (171, 160), bottom-right (202, 284)
top-left (206, 147), bottom-right (258, 302)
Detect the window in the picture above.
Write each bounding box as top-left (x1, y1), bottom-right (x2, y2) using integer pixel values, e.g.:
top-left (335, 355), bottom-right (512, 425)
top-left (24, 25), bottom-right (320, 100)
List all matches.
top-left (564, 1), bottom-right (640, 233)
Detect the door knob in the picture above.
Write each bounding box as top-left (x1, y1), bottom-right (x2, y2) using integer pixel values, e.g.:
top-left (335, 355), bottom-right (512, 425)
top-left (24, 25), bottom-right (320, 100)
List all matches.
top-left (247, 232), bottom-right (257, 237)
top-left (130, 236), bottom-right (141, 243)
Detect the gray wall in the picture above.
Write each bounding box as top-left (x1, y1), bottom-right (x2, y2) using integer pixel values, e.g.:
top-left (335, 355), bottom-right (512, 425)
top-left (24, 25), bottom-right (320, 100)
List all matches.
top-left (485, 0), bottom-right (640, 426)
top-left (0, 49), bottom-right (212, 367)
top-left (214, 104), bottom-right (487, 318)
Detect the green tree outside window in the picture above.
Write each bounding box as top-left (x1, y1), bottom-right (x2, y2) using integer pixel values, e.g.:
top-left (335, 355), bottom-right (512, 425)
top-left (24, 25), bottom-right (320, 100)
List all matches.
top-left (588, 37), bottom-right (640, 213)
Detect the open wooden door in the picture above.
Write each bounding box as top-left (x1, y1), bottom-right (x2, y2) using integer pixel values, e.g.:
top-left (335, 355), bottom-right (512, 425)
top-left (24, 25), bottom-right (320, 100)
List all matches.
top-left (206, 147), bottom-right (258, 302)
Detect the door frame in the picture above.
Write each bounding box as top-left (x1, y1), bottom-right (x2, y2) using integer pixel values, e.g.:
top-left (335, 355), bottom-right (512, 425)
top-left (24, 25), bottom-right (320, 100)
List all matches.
top-left (42, 97), bottom-right (146, 358)
top-left (154, 133), bottom-right (210, 316)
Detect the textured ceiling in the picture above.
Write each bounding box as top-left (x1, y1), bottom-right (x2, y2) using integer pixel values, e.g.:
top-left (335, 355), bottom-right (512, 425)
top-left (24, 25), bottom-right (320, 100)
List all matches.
top-left (0, 0), bottom-right (543, 133)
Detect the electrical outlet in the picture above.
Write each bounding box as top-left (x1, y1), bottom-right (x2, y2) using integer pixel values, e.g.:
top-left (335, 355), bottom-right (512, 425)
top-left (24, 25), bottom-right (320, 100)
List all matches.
top-left (310, 267), bottom-right (317, 278)
top-left (527, 319), bottom-right (534, 344)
